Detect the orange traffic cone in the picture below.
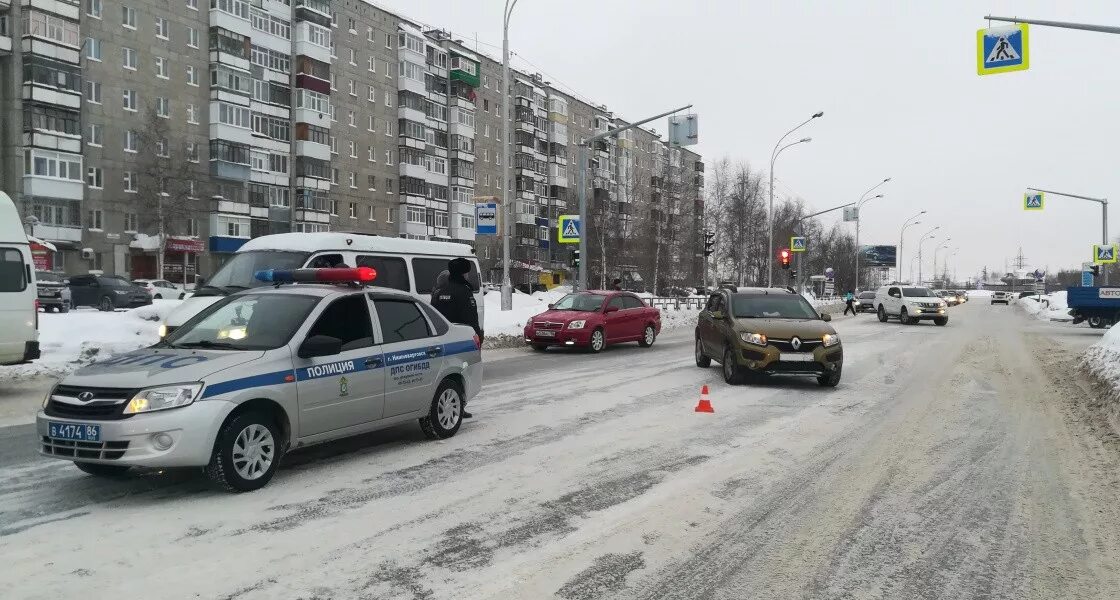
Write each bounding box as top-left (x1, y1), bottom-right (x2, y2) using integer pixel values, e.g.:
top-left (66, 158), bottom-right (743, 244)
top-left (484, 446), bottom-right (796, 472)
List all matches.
top-left (695, 384), bottom-right (714, 413)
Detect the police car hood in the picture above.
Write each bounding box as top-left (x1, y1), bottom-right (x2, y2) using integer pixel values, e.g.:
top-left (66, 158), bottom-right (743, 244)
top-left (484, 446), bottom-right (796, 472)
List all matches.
top-left (64, 347), bottom-right (267, 388)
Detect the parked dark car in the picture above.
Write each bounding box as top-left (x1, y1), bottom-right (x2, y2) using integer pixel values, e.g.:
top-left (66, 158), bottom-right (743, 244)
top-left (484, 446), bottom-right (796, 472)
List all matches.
top-left (67, 275), bottom-right (152, 311)
top-left (35, 271), bottom-right (71, 313)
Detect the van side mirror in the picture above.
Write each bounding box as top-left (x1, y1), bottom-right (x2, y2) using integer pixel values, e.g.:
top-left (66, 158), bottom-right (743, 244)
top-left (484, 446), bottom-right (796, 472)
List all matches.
top-left (820, 313), bottom-right (832, 322)
top-left (298, 335), bottom-right (343, 359)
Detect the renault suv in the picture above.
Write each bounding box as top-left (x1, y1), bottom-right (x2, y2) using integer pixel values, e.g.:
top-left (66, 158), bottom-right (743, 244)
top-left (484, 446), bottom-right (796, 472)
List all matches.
top-left (694, 288), bottom-right (842, 387)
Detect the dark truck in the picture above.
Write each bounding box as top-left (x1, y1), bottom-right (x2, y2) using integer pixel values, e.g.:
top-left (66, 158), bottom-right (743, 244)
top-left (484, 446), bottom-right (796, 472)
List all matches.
top-left (1066, 286), bottom-right (1120, 329)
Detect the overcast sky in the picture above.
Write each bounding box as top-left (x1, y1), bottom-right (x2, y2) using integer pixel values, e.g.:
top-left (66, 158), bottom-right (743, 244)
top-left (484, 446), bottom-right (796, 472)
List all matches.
top-left (375, 0), bottom-right (1120, 279)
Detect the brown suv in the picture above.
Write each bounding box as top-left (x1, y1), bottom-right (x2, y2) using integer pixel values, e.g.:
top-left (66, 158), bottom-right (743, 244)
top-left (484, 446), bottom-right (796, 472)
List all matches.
top-left (695, 287), bottom-right (843, 386)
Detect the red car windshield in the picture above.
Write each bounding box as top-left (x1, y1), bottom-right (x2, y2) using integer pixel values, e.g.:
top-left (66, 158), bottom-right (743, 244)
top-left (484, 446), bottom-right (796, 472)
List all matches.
top-left (552, 293), bottom-right (606, 312)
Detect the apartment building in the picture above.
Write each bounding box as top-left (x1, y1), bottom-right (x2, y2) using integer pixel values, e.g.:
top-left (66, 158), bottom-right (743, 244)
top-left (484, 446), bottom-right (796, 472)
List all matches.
top-left (0, 0), bottom-right (703, 287)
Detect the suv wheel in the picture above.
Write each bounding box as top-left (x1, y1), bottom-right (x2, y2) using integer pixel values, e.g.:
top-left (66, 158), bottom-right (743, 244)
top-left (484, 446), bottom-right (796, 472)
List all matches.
top-left (695, 337), bottom-right (711, 368)
top-left (877, 305), bottom-right (888, 322)
top-left (204, 412), bottom-right (281, 492)
top-left (934, 317), bottom-right (948, 326)
top-left (638, 325), bottom-right (656, 348)
top-left (419, 378), bottom-right (464, 440)
top-left (98, 296), bottom-right (114, 312)
top-left (722, 346), bottom-right (744, 385)
top-left (899, 307), bottom-right (911, 325)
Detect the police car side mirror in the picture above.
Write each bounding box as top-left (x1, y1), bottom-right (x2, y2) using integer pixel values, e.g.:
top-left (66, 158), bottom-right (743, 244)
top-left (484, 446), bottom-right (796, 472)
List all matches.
top-left (820, 313), bottom-right (832, 322)
top-left (299, 335), bottom-right (343, 359)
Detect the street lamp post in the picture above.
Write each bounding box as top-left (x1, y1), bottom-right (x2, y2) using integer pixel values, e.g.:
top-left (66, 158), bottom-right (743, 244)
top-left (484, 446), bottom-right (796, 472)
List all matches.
top-left (917, 227), bottom-right (941, 286)
top-left (499, 0), bottom-right (519, 311)
top-left (853, 178), bottom-right (891, 290)
top-left (933, 240), bottom-right (953, 287)
top-left (767, 112), bottom-right (822, 287)
top-left (899, 210), bottom-right (926, 283)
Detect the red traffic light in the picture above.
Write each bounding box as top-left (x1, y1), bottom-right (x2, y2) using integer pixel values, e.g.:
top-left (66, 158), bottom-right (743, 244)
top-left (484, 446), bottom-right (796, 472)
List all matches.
top-left (779, 248), bottom-right (792, 269)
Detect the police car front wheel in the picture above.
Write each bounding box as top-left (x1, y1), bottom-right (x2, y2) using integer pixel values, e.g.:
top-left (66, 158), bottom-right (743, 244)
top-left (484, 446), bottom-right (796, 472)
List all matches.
top-left (204, 412), bottom-right (282, 492)
top-left (420, 378), bottom-right (464, 440)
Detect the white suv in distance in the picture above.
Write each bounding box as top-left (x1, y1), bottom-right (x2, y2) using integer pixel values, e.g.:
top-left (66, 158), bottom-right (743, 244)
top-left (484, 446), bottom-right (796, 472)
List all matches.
top-left (990, 291), bottom-right (1011, 305)
top-left (874, 285), bottom-right (949, 326)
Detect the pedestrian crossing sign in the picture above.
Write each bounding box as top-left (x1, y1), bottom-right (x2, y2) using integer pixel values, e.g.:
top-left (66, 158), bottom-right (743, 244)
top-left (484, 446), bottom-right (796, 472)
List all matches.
top-left (790, 236), bottom-right (806, 252)
top-left (1093, 243), bottom-right (1118, 264)
top-left (557, 214), bottom-right (581, 244)
top-left (977, 24), bottom-right (1029, 76)
top-left (1024, 191), bottom-right (1044, 211)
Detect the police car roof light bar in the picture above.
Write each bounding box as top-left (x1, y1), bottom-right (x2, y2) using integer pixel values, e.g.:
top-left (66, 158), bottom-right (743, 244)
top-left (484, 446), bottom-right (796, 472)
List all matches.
top-left (254, 267), bottom-right (378, 284)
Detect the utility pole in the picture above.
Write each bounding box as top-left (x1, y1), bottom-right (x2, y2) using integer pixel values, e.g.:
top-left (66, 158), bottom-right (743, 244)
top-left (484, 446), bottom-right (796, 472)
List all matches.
top-left (577, 104), bottom-right (691, 291)
top-left (499, 0), bottom-right (518, 310)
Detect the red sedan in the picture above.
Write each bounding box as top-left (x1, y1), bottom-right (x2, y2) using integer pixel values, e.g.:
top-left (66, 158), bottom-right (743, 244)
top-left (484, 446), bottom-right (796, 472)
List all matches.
top-left (523, 291), bottom-right (661, 353)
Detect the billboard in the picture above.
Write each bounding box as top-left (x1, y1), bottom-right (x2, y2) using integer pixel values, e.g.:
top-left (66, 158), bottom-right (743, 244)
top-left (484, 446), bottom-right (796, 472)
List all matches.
top-left (859, 245), bottom-right (897, 267)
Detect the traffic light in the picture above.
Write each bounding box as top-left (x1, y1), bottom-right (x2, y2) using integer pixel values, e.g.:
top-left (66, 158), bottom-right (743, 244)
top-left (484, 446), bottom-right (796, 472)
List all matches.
top-left (704, 231), bottom-right (715, 257)
top-left (571, 249), bottom-right (580, 269)
top-left (1091, 264), bottom-right (1101, 277)
top-left (779, 248), bottom-right (791, 270)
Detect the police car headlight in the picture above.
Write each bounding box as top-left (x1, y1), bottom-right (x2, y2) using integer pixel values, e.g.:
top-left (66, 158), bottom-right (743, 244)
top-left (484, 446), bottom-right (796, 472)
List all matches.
top-left (822, 333), bottom-right (840, 348)
top-left (739, 332), bottom-right (767, 346)
top-left (568, 320), bottom-right (587, 329)
top-left (124, 383), bottom-right (202, 414)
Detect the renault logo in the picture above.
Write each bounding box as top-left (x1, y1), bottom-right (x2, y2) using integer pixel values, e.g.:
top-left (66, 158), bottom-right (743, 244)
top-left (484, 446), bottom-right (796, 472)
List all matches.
top-left (791, 337), bottom-right (802, 350)
top-left (77, 392), bottom-right (95, 402)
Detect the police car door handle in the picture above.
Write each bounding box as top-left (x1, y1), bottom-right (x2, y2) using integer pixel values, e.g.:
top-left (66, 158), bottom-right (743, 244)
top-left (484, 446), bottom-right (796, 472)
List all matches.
top-left (426, 346), bottom-right (443, 358)
top-left (364, 357), bottom-right (382, 368)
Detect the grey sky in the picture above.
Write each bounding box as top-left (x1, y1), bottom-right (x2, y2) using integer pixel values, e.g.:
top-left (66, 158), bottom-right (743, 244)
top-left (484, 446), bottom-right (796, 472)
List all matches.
top-left (375, 0), bottom-right (1120, 279)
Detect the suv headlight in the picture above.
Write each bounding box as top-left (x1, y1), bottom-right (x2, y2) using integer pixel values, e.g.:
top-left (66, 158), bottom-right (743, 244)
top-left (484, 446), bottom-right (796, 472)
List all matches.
top-left (739, 332), bottom-right (767, 346)
top-left (822, 333), bottom-right (840, 347)
top-left (124, 383), bottom-right (202, 414)
top-left (568, 320), bottom-right (586, 329)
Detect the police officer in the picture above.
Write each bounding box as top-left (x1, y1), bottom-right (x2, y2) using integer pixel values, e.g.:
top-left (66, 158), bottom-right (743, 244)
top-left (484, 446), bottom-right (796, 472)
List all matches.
top-left (431, 258), bottom-right (481, 419)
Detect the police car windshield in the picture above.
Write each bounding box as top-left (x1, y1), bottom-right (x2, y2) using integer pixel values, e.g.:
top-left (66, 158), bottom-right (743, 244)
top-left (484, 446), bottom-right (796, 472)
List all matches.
top-left (197, 251), bottom-right (310, 295)
top-left (553, 293), bottom-right (606, 312)
top-left (167, 293), bottom-right (318, 350)
top-left (732, 295), bottom-right (819, 319)
top-left (903, 287), bottom-right (935, 297)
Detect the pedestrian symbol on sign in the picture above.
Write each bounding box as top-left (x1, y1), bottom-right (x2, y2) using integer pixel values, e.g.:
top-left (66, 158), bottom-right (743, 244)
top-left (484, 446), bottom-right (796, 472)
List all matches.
top-left (1023, 192), bottom-right (1044, 211)
top-left (1094, 244), bottom-right (1118, 264)
top-left (790, 236), bottom-right (806, 252)
top-left (563, 220), bottom-right (579, 238)
top-left (977, 24), bottom-right (1029, 76)
top-left (557, 214), bottom-right (581, 244)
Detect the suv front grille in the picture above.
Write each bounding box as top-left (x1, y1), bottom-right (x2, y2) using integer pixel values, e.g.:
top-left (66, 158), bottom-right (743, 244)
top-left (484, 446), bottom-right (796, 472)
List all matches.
top-left (42, 437), bottom-right (129, 460)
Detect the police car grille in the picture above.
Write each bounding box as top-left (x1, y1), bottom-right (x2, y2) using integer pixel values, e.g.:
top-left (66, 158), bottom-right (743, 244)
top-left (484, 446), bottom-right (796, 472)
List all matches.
top-left (54, 385), bottom-right (137, 401)
top-left (46, 400), bottom-right (131, 420)
top-left (41, 437), bottom-right (129, 460)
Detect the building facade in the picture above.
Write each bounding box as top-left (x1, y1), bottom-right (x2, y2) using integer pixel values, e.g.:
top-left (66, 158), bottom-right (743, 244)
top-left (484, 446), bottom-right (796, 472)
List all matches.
top-left (0, 0), bottom-right (703, 289)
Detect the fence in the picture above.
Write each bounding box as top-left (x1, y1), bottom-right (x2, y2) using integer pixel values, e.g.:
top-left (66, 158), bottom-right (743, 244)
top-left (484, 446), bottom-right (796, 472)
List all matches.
top-left (646, 296), bottom-right (707, 311)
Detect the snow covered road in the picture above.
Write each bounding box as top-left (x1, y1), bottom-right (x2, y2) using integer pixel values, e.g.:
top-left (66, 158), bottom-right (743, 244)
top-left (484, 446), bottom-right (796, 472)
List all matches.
top-left (1, 303), bottom-right (1119, 599)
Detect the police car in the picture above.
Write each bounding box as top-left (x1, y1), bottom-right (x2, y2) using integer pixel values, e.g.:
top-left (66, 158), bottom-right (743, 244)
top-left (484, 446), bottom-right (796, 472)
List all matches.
top-left (36, 267), bottom-right (483, 492)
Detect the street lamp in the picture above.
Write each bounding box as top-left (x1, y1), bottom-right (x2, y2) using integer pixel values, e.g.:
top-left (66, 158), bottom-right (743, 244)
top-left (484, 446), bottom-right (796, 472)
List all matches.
top-left (899, 210), bottom-right (926, 283)
top-left (767, 111), bottom-right (822, 287)
top-left (917, 227), bottom-right (941, 285)
top-left (499, 0), bottom-right (519, 311)
top-left (853, 177), bottom-right (890, 289)
top-left (933, 239), bottom-right (953, 287)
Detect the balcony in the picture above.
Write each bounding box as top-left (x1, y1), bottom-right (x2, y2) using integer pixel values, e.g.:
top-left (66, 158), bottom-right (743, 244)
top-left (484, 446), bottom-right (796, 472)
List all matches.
top-left (294, 140), bottom-right (330, 161)
top-left (294, 0), bottom-right (331, 26)
top-left (32, 223), bottom-right (81, 243)
top-left (294, 22), bottom-right (331, 64)
top-left (24, 174), bottom-right (82, 200)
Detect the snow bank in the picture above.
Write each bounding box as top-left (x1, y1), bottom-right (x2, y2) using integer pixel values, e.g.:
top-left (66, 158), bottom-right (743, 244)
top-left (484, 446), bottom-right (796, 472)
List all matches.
top-left (1016, 291), bottom-right (1072, 322)
top-left (1081, 323), bottom-right (1120, 427)
top-left (968, 290), bottom-right (993, 298)
top-left (0, 301), bottom-right (182, 383)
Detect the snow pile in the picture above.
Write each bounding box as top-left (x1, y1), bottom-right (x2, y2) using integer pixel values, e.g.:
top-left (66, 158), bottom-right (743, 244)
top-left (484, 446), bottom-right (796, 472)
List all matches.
top-left (1017, 291), bottom-right (1072, 322)
top-left (1081, 323), bottom-right (1120, 422)
top-left (0, 301), bottom-right (182, 383)
top-left (128, 233), bottom-right (162, 251)
top-left (967, 290), bottom-right (993, 299)
top-left (483, 287), bottom-right (571, 337)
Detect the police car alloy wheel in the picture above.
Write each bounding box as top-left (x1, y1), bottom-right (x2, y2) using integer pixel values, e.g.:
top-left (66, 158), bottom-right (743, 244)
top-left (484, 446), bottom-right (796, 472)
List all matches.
top-left (589, 329), bottom-right (605, 353)
top-left (420, 379), bottom-right (463, 440)
top-left (695, 337), bottom-right (711, 368)
top-left (639, 325), bottom-right (656, 348)
top-left (205, 412), bottom-right (282, 492)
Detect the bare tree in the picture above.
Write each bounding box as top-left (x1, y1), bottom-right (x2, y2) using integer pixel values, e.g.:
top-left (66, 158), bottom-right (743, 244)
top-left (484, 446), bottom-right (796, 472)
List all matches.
top-left (132, 109), bottom-right (208, 279)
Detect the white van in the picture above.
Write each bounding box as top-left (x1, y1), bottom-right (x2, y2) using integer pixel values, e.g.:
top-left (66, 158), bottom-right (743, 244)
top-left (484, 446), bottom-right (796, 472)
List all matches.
top-left (161, 232), bottom-right (483, 336)
top-left (0, 192), bottom-right (40, 365)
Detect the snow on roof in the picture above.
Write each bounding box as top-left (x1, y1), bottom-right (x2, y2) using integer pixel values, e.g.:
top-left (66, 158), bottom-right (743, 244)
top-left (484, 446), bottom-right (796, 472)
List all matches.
top-left (450, 46), bottom-right (479, 62)
top-left (399, 21), bottom-right (424, 38)
top-left (238, 232), bottom-right (475, 257)
top-left (27, 236), bottom-right (57, 252)
top-left (129, 233), bottom-right (162, 251)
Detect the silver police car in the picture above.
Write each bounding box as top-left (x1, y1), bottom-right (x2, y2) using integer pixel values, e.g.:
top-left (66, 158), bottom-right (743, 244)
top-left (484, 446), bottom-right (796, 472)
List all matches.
top-left (36, 267), bottom-right (483, 492)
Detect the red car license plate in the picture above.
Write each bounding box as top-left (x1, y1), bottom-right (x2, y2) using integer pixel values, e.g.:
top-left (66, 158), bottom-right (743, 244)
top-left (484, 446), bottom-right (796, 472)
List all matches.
top-left (536, 330), bottom-right (556, 337)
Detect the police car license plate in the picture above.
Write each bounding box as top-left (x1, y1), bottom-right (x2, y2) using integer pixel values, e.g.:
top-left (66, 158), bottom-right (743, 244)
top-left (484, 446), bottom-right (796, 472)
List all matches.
top-left (536, 330), bottom-right (556, 337)
top-left (780, 354), bottom-right (814, 362)
top-left (48, 422), bottom-right (100, 442)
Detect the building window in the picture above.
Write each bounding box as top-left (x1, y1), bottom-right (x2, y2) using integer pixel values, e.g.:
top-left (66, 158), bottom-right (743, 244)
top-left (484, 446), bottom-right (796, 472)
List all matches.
top-left (185, 218), bottom-right (198, 236)
top-left (483, 149), bottom-right (488, 162)
top-left (87, 167), bottom-right (103, 188)
top-left (122, 6), bottom-right (136, 28)
top-left (124, 130), bottom-right (138, 153)
top-left (187, 0), bottom-right (198, 9)
top-left (348, 141), bottom-right (356, 158)
top-left (123, 171), bottom-right (137, 192)
top-left (156, 97), bottom-right (169, 118)
top-left (85, 38), bottom-right (102, 61)
top-left (186, 142), bottom-right (198, 162)
top-left (188, 26), bottom-right (199, 48)
top-left (367, 174), bottom-right (376, 190)
top-left (87, 0), bottom-right (102, 18)
top-left (386, 179), bottom-right (394, 194)
top-left (156, 138), bottom-right (169, 157)
top-left (329, 135), bottom-right (337, 154)
top-left (406, 205), bottom-right (424, 224)
top-left (187, 103), bottom-right (198, 124)
top-left (368, 146), bottom-right (375, 162)
top-left (348, 202), bottom-right (356, 218)
top-left (123, 89), bottom-right (138, 111)
top-left (348, 48), bottom-right (356, 65)
top-left (385, 33), bottom-right (392, 48)
top-left (484, 123), bottom-right (489, 137)
top-left (86, 80), bottom-right (101, 104)
top-left (348, 79), bottom-right (356, 96)
top-left (217, 102), bottom-right (251, 128)
top-left (124, 213), bottom-right (138, 232)
top-left (368, 86), bottom-right (376, 102)
top-left (122, 47), bottom-right (137, 70)
top-left (368, 56), bottom-right (376, 72)
top-left (368, 205), bottom-right (376, 221)
top-left (89, 209), bottom-right (103, 229)
top-left (348, 111), bottom-right (355, 127)
top-left (186, 65), bottom-right (198, 86)
top-left (155, 56), bottom-right (169, 78)
top-left (88, 124), bottom-right (103, 146)
top-left (155, 16), bottom-right (169, 39)
top-left (384, 149), bottom-right (391, 163)
top-left (330, 168), bottom-right (339, 186)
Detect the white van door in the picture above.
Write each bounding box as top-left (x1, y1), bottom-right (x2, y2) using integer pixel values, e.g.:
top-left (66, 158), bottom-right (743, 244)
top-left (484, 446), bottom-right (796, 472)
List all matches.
top-left (0, 245), bottom-right (38, 365)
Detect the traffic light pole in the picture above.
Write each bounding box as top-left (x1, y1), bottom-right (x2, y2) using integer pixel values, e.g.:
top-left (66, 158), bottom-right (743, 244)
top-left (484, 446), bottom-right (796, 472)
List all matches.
top-left (576, 104), bottom-right (692, 292)
top-left (1026, 187), bottom-right (1109, 285)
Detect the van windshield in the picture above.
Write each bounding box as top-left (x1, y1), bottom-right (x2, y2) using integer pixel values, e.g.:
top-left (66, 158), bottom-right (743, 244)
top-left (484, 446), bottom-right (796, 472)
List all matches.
top-left (0, 248), bottom-right (27, 292)
top-left (196, 251), bottom-right (310, 296)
